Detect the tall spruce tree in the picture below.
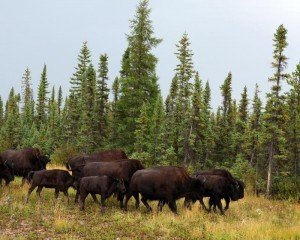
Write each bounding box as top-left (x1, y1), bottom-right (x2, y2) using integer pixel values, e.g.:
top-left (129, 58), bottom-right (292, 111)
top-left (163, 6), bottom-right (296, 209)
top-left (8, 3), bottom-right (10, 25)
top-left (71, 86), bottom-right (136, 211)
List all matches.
top-left (174, 33), bottom-right (194, 165)
top-left (70, 41), bottom-right (92, 96)
top-left (214, 72), bottom-right (236, 166)
top-left (36, 64), bottom-right (49, 128)
top-left (189, 72), bottom-right (204, 165)
top-left (115, 0), bottom-right (162, 153)
top-left (96, 54), bottom-right (110, 146)
top-left (264, 25), bottom-right (288, 198)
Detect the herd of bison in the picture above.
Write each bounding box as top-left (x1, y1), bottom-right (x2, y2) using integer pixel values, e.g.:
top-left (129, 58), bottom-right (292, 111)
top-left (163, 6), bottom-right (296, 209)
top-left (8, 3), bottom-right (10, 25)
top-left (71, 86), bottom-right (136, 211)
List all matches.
top-left (0, 147), bottom-right (245, 215)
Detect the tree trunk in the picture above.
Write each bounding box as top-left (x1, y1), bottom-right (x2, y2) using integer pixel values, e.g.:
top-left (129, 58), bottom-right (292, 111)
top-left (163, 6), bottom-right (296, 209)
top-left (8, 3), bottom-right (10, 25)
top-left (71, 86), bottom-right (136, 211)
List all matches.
top-left (266, 141), bottom-right (274, 199)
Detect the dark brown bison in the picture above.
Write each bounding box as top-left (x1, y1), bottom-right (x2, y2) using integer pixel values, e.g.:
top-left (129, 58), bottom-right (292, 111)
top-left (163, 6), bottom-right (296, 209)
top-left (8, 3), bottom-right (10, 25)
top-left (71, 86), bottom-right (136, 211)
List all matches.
top-left (78, 176), bottom-right (126, 213)
top-left (0, 147), bottom-right (51, 185)
top-left (124, 166), bottom-right (206, 214)
top-left (66, 149), bottom-right (128, 171)
top-left (0, 155), bottom-right (14, 185)
top-left (26, 169), bottom-right (77, 203)
top-left (184, 169), bottom-right (245, 214)
top-left (75, 159), bottom-right (144, 208)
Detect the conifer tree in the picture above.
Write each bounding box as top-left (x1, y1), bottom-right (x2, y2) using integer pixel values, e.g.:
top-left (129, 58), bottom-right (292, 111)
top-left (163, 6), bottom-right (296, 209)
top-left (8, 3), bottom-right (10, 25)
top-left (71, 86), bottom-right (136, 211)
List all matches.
top-left (286, 63), bottom-right (300, 193)
top-left (96, 54), bottom-right (110, 146)
top-left (189, 72), bottom-right (203, 164)
top-left (202, 81), bottom-right (214, 165)
top-left (77, 64), bottom-right (97, 152)
top-left (70, 41), bottom-right (92, 96)
top-left (1, 88), bottom-right (21, 148)
top-left (236, 86), bottom-right (249, 156)
top-left (57, 86), bottom-right (63, 115)
top-left (36, 64), bottom-right (49, 127)
top-left (214, 72), bottom-right (236, 166)
top-left (174, 33), bottom-right (194, 165)
top-left (264, 25), bottom-right (288, 198)
top-left (115, 0), bottom-right (162, 153)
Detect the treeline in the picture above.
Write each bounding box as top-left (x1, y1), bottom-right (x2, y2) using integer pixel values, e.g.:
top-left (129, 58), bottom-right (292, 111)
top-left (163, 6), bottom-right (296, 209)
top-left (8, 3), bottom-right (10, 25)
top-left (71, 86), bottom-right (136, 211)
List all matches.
top-left (0, 1), bottom-right (299, 199)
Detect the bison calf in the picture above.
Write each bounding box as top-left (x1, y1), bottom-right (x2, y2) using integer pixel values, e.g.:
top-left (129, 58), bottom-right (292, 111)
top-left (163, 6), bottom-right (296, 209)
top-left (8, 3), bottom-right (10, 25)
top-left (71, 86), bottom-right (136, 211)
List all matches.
top-left (26, 169), bottom-right (77, 203)
top-left (78, 176), bottom-right (126, 213)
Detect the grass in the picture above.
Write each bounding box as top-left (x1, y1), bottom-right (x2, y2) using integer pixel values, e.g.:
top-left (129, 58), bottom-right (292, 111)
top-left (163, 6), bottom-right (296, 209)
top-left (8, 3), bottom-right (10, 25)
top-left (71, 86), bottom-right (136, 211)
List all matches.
top-left (0, 164), bottom-right (299, 240)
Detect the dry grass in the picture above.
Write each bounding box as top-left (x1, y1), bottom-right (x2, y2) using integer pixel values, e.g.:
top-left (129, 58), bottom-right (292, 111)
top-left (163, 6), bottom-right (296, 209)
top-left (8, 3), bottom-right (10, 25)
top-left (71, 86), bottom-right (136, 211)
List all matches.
top-left (0, 164), bottom-right (299, 239)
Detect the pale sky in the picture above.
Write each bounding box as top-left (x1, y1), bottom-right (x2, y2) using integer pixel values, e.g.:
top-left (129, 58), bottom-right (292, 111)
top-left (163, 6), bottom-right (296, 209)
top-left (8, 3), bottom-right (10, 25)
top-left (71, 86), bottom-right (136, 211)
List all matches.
top-left (0, 0), bottom-right (299, 109)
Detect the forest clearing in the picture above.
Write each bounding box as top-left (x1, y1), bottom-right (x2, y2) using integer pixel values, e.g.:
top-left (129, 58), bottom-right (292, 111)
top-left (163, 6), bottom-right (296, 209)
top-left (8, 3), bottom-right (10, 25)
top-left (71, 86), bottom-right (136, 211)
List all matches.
top-left (0, 165), bottom-right (299, 240)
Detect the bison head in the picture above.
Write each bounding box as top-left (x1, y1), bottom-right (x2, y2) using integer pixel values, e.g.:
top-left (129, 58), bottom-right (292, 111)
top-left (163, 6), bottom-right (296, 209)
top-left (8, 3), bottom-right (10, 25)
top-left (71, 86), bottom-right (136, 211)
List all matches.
top-left (114, 178), bottom-right (126, 194)
top-left (0, 162), bottom-right (14, 183)
top-left (37, 155), bottom-right (51, 170)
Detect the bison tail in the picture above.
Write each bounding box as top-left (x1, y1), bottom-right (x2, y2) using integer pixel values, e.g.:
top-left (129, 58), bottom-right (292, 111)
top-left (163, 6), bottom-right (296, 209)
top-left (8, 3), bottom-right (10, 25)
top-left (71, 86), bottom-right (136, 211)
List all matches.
top-left (27, 171), bottom-right (35, 183)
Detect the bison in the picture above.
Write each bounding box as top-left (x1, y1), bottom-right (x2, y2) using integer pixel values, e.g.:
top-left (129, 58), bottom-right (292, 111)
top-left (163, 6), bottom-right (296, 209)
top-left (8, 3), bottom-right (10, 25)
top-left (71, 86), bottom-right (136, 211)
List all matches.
top-left (0, 155), bottom-right (14, 185)
top-left (0, 147), bottom-right (51, 185)
top-left (26, 169), bottom-right (77, 203)
top-left (78, 176), bottom-right (126, 213)
top-left (124, 166), bottom-right (206, 214)
top-left (66, 149), bottom-right (128, 171)
top-left (184, 169), bottom-right (245, 214)
top-left (75, 159), bottom-right (144, 208)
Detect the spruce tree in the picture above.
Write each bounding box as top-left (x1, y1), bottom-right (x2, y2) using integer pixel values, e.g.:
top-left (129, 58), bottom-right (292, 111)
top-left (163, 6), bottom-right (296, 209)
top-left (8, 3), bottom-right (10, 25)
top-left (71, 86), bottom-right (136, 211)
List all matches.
top-left (57, 86), bottom-right (63, 115)
top-left (286, 63), bottom-right (300, 195)
top-left (189, 72), bottom-right (203, 165)
top-left (264, 25), bottom-right (288, 198)
top-left (96, 54), bottom-right (110, 146)
top-left (1, 88), bottom-right (21, 148)
top-left (77, 64), bottom-right (97, 152)
top-left (202, 81), bottom-right (214, 166)
top-left (174, 33), bottom-right (194, 165)
top-left (245, 84), bottom-right (263, 194)
top-left (236, 86), bottom-right (249, 157)
top-left (214, 72), bottom-right (236, 166)
top-left (115, 0), bottom-right (162, 153)
top-left (70, 41), bottom-right (92, 96)
top-left (36, 64), bottom-right (49, 127)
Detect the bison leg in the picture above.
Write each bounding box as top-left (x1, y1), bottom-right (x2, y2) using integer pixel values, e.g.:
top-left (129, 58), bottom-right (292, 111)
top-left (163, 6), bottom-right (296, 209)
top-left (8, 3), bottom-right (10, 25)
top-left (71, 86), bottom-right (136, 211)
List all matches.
top-left (124, 192), bottom-right (132, 211)
top-left (133, 193), bottom-right (140, 209)
top-left (141, 196), bottom-right (152, 212)
top-left (100, 195), bottom-right (106, 214)
top-left (224, 196), bottom-right (230, 211)
top-left (216, 200), bottom-right (224, 215)
top-left (79, 191), bottom-right (88, 211)
top-left (75, 191), bottom-right (79, 203)
top-left (91, 194), bottom-right (100, 204)
top-left (183, 198), bottom-right (192, 210)
top-left (36, 186), bottom-right (43, 200)
top-left (157, 200), bottom-right (166, 212)
top-left (117, 192), bottom-right (125, 209)
top-left (167, 200), bottom-right (178, 214)
top-left (63, 190), bottom-right (69, 204)
top-left (199, 197), bottom-right (208, 211)
top-left (54, 189), bottom-right (60, 201)
top-left (26, 184), bottom-right (37, 203)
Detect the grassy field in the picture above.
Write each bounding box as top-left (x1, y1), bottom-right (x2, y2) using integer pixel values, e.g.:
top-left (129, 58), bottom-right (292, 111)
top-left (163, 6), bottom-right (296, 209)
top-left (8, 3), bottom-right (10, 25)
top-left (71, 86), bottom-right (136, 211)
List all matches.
top-left (0, 165), bottom-right (299, 240)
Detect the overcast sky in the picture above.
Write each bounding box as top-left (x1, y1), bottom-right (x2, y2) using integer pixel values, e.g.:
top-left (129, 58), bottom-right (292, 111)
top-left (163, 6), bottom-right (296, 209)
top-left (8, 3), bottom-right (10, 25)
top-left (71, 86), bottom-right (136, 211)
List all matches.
top-left (0, 0), bottom-right (299, 109)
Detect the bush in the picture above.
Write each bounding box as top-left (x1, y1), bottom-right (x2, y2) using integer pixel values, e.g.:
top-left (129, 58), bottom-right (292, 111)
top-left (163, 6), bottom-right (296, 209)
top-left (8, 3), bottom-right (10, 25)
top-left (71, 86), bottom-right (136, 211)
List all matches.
top-left (51, 144), bottom-right (79, 165)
